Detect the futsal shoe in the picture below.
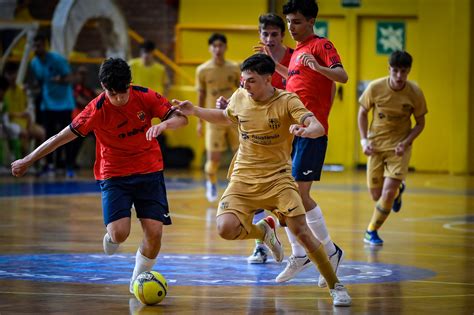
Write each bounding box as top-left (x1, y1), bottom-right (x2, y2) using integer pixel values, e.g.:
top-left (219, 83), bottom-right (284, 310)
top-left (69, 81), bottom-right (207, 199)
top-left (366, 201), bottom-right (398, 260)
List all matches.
top-left (392, 182), bottom-right (406, 212)
top-left (275, 255), bottom-right (312, 282)
top-left (329, 283), bottom-right (352, 307)
top-left (205, 180), bottom-right (218, 202)
top-left (103, 233), bottom-right (120, 255)
top-left (258, 216), bottom-right (283, 263)
top-left (318, 243), bottom-right (344, 288)
top-left (247, 244), bottom-right (269, 264)
top-left (364, 230), bottom-right (384, 246)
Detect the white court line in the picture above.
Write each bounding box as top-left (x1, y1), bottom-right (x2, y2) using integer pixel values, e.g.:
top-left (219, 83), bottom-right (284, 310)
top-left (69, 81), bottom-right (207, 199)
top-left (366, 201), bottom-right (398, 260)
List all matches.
top-left (0, 290), bottom-right (473, 301)
top-left (443, 221), bottom-right (474, 233)
top-left (408, 280), bottom-right (474, 286)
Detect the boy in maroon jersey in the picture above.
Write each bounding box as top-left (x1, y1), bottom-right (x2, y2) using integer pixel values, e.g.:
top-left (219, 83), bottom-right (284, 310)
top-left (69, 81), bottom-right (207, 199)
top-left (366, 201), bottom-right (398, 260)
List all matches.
top-left (274, 0), bottom-right (349, 287)
top-left (11, 58), bottom-right (188, 293)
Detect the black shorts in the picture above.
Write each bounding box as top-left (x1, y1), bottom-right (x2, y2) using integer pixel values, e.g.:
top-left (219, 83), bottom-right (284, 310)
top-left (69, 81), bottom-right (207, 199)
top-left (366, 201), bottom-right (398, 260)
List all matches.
top-left (98, 171), bottom-right (171, 226)
top-left (291, 135), bottom-right (328, 181)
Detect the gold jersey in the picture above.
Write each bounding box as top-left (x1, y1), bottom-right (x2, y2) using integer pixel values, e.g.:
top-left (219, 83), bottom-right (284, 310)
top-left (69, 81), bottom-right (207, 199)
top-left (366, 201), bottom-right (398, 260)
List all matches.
top-left (359, 77), bottom-right (427, 151)
top-left (196, 60), bottom-right (241, 108)
top-left (224, 88), bottom-right (313, 184)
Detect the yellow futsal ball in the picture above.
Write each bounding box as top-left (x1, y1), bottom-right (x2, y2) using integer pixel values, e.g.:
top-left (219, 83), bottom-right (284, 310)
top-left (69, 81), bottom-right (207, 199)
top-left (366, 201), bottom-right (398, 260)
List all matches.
top-left (133, 271), bottom-right (168, 305)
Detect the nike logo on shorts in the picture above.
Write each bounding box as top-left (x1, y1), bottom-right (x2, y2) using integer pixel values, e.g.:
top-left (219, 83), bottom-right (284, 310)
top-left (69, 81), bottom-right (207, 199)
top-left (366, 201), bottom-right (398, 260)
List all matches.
top-left (287, 206), bottom-right (298, 212)
top-left (302, 170), bottom-right (313, 175)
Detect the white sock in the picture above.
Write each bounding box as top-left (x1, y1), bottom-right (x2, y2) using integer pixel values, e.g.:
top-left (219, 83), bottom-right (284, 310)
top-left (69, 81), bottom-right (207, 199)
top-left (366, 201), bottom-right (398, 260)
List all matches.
top-left (253, 210), bottom-right (266, 245)
top-left (306, 205), bottom-right (336, 256)
top-left (284, 226), bottom-right (307, 257)
top-left (131, 248), bottom-right (156, 286)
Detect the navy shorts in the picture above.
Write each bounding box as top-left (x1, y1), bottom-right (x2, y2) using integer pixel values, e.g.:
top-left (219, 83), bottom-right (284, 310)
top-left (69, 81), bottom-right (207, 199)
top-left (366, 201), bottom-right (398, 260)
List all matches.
top-left (291, 135), bottom-right (328, 181)
top-left (98, 171), bottom-right (171, 226)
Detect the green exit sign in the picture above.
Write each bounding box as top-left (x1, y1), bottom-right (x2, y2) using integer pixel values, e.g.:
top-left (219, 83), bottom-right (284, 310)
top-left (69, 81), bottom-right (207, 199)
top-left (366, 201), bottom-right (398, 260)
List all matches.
top-left (342, 0), bottom-right (361, 8)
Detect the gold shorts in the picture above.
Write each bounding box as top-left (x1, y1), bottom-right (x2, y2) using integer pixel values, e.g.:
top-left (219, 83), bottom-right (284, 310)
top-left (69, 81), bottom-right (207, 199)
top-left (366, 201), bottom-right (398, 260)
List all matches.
top-left (217, 176), bottom-right (306, 233)
top-left (205, 123), bottom-right (239, 152)
top-left (367, 147), bottom-right (412, 188)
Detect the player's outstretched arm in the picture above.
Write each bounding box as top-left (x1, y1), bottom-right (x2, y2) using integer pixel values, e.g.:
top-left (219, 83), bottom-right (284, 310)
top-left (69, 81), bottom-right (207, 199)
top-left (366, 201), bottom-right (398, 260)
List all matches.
top-left (11, 126), bottom-right (78, 177)
top-left (172, 99), bottom-right (231, 125)
top-left (289, 115), bottom-right (325, 139)
top-left (146, 111), bottom-right (188, 141)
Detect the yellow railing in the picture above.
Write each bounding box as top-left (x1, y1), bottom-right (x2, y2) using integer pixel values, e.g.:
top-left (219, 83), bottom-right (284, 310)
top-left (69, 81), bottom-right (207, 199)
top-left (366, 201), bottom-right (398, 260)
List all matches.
top-left (175, 23), bottom-right (256, 65)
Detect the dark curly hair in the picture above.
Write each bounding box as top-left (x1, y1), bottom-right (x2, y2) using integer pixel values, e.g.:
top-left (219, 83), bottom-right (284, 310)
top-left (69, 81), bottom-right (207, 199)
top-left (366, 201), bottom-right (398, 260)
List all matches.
top-left (259, 13), bottom-right (286, 34)
top-left (99, 58), bottom-right (131, 93)
top-left (241, 54), bottom-right (275, 76)
top-left (283, 0), bottom-right (319, 19)
top-left (208, 33), bottom-right (227, 45)
top-left (389, 51), bottom-right (413, 68)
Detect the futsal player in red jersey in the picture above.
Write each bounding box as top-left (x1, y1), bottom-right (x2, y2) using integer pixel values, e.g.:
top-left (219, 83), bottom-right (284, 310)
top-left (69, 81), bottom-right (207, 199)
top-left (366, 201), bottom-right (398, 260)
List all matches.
top-left (11, 58), bottom-right (188, 293)
top-left (274, 0), bottom-right (349, 287)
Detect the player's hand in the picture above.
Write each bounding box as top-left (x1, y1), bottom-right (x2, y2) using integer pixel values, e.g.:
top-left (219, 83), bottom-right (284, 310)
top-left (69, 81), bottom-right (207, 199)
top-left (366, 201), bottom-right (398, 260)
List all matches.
top-left (252, 42), bottom-right (274, 59)
top-left (216, 96), bottom-right (228, 110)
top-left (146, 123), bottom-right (167, 141)
top-left (11, 159), bottom-right (30, 177)
top-left (289, 124), bottom-right (307, 137)
top-left (362, 142), bottom-right (374, 156)
top-left (395, 141), bottom-right (407, 156)
top-left (171, 99), bottom-right (196, 116)
top-left (296, 53), bottom-right (319, 71)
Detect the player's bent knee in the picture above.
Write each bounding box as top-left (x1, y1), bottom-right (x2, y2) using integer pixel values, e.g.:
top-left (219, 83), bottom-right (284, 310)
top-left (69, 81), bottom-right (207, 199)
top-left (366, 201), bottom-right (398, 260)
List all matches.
top-left (108, 229), bottom-right (130, 243)
top-left (216, 214), bottom-right (241, 240)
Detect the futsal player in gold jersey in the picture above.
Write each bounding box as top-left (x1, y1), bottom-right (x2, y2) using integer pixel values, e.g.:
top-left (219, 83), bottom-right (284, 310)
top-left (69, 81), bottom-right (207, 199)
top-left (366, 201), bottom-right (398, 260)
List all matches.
top-left (358, 50), bottom-right (427, 245)
top-left (174, 54), bottom-right (351, 307)
top-left (196, 33), bottom-right (241, 202)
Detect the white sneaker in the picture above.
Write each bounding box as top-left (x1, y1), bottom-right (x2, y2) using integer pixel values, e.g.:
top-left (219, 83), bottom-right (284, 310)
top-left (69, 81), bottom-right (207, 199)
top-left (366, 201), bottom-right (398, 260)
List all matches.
top-left (258, 216), bottom-right (283, 263)
top-left (205, 180), bottom-right (218, 202)
top-left (247, 245), bottom-right (268, 264)
top-left (103, 233), bottom-right (120, 255)
top-left (275, 255), bottom-right (313, 283)
top-left (318, 243), bottom-right (344, 288)
top-left (330, 283), bottom-right (352, 306)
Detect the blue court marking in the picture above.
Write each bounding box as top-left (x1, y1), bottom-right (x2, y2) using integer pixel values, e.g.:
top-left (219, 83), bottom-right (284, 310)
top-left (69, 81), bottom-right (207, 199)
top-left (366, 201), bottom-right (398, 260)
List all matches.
top-left (0, 178), bottom-right (199, 197)
top-left (0, 253), bottom-right (435, 286)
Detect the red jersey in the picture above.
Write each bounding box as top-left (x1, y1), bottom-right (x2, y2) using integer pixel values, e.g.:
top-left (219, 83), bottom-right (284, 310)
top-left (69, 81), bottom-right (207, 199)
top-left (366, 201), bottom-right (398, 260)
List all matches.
top-left (271, 47), bottom-right (294, 89)
top-left (70, 85), bottom-right (174, 180)
top-left (286, 35), bottom-right (342, 134)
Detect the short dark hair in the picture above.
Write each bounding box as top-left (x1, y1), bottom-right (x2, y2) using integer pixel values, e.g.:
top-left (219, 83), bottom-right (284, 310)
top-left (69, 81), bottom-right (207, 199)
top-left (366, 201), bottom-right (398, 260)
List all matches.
top-left (140, 40), bottom-right (155, 53)
top-left (208, 33), bottom-right (227, 45)
top-left (283, 0), bottom-right (319, 19)
top-left (99, 58), bottom-right (131, 92)
top-left (33, 32), bottom-right (47, 43)
top-left (241, 54), bottom-right (275, 75)
top-left (259, 13), bottom-right (285, 34)
top-left (0, 76), bottom-right (9, 91)
top-left (389, 51), bottom-right (413, 68)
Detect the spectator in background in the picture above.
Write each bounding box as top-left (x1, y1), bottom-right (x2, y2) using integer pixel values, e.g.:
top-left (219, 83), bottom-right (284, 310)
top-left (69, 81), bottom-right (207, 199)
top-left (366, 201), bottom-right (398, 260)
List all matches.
top-left (30, 33), bottom-right (76, 177)
top-left (195, 33), bottom-right (241, 202)
top-left (70, 65), bottom-right (97, 171)
top-left (129, 40), bottom-right (169, 96)
top-left (3, 62), bottom-right (45, 157)
top-left (0, 75), bottom-right (22, 164)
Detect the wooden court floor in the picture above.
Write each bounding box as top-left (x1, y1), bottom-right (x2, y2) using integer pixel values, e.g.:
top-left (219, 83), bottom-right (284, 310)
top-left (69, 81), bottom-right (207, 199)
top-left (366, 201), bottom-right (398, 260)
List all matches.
top-left (0, 169), bottom-right (473, 314)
